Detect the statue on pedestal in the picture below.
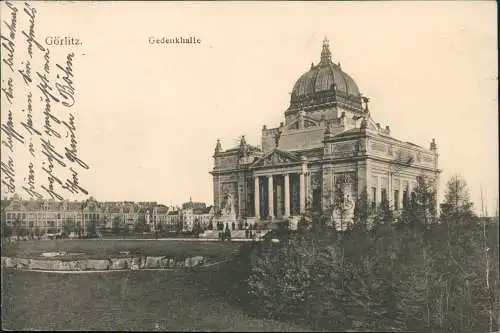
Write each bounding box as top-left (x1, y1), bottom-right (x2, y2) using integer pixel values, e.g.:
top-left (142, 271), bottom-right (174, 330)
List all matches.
top-left (221, 193), bottom-right (234, 218)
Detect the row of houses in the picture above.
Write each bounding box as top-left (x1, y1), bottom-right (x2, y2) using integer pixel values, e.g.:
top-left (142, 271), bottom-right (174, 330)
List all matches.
top-left (1, 195), bottom-right (215, 233)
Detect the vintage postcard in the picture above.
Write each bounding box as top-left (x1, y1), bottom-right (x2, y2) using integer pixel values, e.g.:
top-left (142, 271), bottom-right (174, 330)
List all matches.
top-left (1, 1), bottom-right (498, 332)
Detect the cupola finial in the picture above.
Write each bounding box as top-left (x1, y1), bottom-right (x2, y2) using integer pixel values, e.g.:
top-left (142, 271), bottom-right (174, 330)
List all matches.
top-left (362, 96), bottom-right (370, 113)
top-left (214, 139), bottom-right (222, 154)
top-left (430, 138), bottom-right (437, 150)
top-left (320, 37), bottom-right (332, 64)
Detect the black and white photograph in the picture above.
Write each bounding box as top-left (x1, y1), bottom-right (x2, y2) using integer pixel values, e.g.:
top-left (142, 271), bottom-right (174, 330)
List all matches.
top-left (1, 1), bottom-right (498, 331)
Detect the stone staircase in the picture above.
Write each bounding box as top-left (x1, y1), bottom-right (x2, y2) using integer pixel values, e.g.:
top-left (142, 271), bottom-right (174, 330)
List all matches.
top-left (199, 230), bottom-right (219, 239)
top-left (199, 229), bottom-right (270, 240)
top-left (254, 217), bottom-right (299, 231)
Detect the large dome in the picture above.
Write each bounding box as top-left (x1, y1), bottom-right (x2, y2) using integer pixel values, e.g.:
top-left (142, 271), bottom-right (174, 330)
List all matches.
top-left (289, 38), bottom-right (363, 112)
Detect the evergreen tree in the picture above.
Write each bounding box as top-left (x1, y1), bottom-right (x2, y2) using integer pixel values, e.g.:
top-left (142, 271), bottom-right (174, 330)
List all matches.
top-left (12, 216), bottom-right (23, 237)
top-left (112, 216), bottom-right (122, 234)
top-left (3, 221), bottom-right (12, 238)
top-left (309, 244), bottom-right (349, 330)
top-left (192, 219), bottom-right (202, 235)
top-left (402, 176), bottom-right (437, 229)
top-left (241, 185), bottom-right (499, 333)
top-left (62, 218), bottom-right (73, 236)
top-left (297, 215), bottom-right (309, 234)
top-left (333, 185), bottom-right (348, 231)
top-left (135, 214), bottom-right (147, 233)
top-left (379, 196), bottom-right (393, 225)
top-left (86, 218), bottom-right (97, 236)
top-left (353, 186), bottom-right (370, 231)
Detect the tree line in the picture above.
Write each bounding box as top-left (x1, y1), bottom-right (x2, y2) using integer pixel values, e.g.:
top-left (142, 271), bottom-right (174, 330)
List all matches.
top-left (223, 175), bottom-right (499, 332)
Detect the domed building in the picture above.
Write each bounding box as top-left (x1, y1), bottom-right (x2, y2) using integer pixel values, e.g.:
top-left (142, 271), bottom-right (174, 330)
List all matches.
top-left (210, 38), bottom-right (440, 230)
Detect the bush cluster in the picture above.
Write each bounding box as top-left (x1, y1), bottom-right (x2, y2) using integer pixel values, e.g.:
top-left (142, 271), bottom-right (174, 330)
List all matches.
top-left (242, 221), bottom-right (499, 332)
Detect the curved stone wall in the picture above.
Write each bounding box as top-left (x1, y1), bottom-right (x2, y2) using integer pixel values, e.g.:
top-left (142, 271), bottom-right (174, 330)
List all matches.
top-left (1, 255), bottom-right (206, 271)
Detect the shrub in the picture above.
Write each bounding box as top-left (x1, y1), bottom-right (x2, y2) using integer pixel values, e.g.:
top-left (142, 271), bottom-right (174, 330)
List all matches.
top-left (243, 220), bottom-right (499, 332)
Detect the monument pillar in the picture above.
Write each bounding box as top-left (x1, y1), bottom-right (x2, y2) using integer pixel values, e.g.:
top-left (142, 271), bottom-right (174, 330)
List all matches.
top-left (268, 175), bottom-right (274, 219)
top-left (254, 176), bottom-right (260, 219)
top-left (284, 173), bottom-right (290, 217)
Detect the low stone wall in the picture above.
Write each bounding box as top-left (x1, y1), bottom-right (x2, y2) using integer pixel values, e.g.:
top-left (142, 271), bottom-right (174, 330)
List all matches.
top-left (1, 255), bottom-right (206, 271)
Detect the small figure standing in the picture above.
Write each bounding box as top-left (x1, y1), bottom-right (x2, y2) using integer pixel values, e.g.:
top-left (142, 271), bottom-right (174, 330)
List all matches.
top-left (225, 223), bottom-right (231, 241)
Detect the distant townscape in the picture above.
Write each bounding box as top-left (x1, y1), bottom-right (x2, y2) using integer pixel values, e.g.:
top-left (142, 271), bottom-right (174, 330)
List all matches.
top-left (1, 195), bottom-right (214, 238)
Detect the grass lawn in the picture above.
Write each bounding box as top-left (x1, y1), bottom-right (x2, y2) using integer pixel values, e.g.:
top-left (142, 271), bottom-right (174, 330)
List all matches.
top-left (1, 268), bottom-right (309, 331)
top-left (2, 239), bottom-right (241, 261)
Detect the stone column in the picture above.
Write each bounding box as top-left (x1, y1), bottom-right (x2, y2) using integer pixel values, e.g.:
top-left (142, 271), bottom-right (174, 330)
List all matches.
top-left (377, 176), bottom-right (382, 207)
top-left (306, 171), bottom-right (311, 210)
top-left (254, 176), bottom-right (260, 219)
top-left (388, 171), bottom-right (393, 208)
top-left (399, 178), bottom-right (404, 212)
top-left (284, 173), bottom-right (290, 217)
top-left (299, 172), bottom-right (305, 214)
top-left (268, 175), bottom-right (274, 219)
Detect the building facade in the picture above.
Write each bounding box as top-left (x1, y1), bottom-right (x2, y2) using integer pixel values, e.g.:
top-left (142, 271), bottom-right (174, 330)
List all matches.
top-left (3, 195), bottom-right (214, 234)
top-left (3, 196), bottom-right (175, 233)
top-left (3, 197), bottom-right (84, 233)
top-left (181, 206), bottom-right (215, 231)
top-left (211, 38), bottom-right (440, 229)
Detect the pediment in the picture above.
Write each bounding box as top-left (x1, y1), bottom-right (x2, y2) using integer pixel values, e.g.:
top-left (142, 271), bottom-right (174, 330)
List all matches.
top-left (250, 149), bottom-right (301, 168)
top-left (284, 116), bottom-right (320, 132)
top-left (304, 119), bottom-right (318, 128)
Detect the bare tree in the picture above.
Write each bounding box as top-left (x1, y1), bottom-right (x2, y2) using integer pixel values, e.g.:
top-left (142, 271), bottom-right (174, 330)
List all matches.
top-left (480, 186), bottom-right (495, 332)
top-left (441, 175), bottom-right (475, 224)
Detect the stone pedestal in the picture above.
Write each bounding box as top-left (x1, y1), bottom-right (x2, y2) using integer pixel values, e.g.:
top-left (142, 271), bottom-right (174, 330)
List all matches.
top-left (288, 216), bottom-right (299, 231)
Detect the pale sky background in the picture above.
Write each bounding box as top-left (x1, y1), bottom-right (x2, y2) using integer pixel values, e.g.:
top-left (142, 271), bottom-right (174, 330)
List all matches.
top-left (1, 1), bottom-right (498, 214)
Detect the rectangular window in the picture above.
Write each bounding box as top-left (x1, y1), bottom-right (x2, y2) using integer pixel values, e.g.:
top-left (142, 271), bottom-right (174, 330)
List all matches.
top-left (313, 189), bottom-right (322, 212)
top-left (371, 187), bottom-right (377, 209)
top-left (403, 190), bottom-right (409, 209)
top-left (394, 190), bottom-right (400, 210)
top-left (381, 188), bottom-right (388, 205)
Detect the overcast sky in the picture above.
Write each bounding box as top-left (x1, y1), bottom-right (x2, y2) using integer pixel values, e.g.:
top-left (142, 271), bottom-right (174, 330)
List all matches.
top-left (1, 1), bottom-right (497, 214)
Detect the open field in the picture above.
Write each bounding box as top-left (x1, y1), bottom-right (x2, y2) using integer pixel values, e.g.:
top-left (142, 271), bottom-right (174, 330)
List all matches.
top-left (1, 267), bottom-right (308, 331)
top-left (2, 239), bottom-right (241, 261)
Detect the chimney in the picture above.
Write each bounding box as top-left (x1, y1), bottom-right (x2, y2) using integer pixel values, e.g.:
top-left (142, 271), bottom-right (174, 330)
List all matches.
top-left (376, 123), bottom-right (380, 128)
top-left (385, 125), bottom-right (390, 134)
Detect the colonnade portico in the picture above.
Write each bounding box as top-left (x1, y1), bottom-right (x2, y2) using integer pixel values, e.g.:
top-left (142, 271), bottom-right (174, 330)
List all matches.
top-left (253, 171), bottom-right (305, 220)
